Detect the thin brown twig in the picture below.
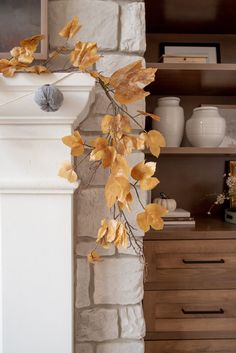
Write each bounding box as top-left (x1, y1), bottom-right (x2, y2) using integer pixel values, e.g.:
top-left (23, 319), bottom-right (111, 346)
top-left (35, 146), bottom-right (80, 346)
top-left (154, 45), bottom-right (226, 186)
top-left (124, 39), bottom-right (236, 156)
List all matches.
top-left (98, 78), bottom-right (146, 131)
top-left (131, 183), bottom-right (145, 210)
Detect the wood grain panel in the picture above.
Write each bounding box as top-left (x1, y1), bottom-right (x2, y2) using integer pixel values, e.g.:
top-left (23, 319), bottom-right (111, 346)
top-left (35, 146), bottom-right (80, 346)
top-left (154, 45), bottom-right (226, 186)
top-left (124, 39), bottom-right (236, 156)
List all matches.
top-left (145, 268), bottom-right (236, 290)
top-left (155, 318), bottom-right (236, 338)
top-left (155, 253), bottom-right (236, 269)
top-left (145, 240), bottom-right (236, 283)
top-left (145, 240), bottom-right (236, 254)
top-left (144, 290), bottom-right (236, 326)
top-left (145, 340), bottom-right (236, 353)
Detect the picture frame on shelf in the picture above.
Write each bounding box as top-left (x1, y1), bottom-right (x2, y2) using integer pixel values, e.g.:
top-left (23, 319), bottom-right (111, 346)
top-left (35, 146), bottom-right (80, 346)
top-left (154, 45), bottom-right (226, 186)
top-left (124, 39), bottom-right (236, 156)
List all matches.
top-left (160, 42), bottom-right (221, 63)
top-left (201, 104), bottom-right (236, 147)
top-left (0, 0), bottom-right (48, 59)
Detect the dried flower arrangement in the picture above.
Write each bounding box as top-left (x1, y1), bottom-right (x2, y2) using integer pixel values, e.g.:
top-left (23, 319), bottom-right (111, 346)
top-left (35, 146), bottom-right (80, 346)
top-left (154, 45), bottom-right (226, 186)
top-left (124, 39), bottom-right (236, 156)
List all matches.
top-left (208, 173), bottom-right (236, 214)
top-left (0, 17), bottom-right (167, 262)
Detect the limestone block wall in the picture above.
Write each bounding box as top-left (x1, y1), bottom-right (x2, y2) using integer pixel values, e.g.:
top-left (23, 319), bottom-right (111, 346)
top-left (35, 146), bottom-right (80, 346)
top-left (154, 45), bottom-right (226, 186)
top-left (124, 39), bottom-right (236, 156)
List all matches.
top-left (48, 1), bottom-right (146, 352)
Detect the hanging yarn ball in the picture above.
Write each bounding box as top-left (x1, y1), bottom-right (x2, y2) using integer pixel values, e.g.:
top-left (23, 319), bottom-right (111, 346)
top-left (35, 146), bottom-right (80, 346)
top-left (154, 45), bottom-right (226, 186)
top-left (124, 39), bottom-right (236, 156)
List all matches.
top-left (34, 84), bottom-right (64, 112)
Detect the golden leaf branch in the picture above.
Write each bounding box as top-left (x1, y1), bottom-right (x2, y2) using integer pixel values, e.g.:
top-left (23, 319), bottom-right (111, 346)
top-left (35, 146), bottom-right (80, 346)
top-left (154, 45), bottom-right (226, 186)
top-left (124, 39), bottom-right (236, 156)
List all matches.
top-left (0, 16), bottom-right (168, 263)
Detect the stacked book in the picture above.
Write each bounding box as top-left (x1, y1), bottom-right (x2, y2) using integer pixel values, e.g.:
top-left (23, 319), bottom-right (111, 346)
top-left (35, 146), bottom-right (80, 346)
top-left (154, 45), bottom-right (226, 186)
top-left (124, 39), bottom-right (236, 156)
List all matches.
top-left (161, 54), bottom-right (208, 64)
top-left (163, 208), bottom-right (195, 226)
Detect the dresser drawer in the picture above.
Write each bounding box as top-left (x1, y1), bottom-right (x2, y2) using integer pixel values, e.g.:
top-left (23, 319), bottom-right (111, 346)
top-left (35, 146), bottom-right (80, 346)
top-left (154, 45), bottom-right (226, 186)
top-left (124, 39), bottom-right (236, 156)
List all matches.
top-left (144, 290), bottom-right (236, 339)
top-left (144, 240), bottom-right (236, 289)
top-left (145, 340), bottom-right (236, 353)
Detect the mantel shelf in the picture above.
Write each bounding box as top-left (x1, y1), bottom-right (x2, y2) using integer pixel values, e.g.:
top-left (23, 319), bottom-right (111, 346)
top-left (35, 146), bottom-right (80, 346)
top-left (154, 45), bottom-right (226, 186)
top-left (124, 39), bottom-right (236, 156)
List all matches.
top-left (146, 147), bottom-right (236, 155)
top-left (146, 63), bottom-right (236, 96)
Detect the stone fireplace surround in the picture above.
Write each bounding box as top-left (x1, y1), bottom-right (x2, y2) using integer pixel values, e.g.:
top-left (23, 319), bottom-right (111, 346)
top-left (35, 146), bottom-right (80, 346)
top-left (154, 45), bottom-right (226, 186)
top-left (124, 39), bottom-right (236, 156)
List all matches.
top-left (0, 1), bottom-right (146, 353)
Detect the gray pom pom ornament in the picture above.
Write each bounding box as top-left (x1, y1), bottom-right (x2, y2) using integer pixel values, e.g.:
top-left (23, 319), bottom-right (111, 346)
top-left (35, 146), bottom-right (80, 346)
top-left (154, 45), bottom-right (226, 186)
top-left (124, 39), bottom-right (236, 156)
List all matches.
top-left (34, 84), bottom-right (64, 112)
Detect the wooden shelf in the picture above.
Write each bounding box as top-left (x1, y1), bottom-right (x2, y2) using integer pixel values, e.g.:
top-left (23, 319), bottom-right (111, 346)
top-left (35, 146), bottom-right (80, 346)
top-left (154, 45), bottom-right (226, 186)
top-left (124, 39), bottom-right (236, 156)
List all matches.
top-left (145, 217), bottom-right (236, 240)
top-left (146, 0), bottom-right (236, 34)
top-left (146, 63), bottom-right (236, 96)
top-left (152, 147), bottom-right (236, 155)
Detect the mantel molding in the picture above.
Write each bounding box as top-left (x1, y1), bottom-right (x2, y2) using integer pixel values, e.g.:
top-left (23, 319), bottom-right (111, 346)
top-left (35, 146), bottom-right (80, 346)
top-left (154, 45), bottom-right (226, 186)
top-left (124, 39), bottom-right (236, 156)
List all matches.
top-left (0, 72), bottom-right (96, 127)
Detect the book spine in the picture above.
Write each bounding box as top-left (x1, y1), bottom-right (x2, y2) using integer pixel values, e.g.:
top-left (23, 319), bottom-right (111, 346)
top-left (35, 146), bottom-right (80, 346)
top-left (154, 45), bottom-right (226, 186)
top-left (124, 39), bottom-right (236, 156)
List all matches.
top-left (163, 217), bottom-right (194, 221)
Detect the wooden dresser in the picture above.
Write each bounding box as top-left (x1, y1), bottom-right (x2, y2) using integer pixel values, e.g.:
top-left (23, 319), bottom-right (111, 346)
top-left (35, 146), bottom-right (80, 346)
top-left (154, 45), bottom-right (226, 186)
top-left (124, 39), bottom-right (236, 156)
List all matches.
top-left (144, 218), bottom-right (236, 353)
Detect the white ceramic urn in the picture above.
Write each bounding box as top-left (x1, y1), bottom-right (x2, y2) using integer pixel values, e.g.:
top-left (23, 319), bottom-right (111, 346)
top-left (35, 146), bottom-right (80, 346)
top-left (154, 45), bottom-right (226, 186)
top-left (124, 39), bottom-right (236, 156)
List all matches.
top-left (153, 97), bottom-right (185, 147)
top-left (186, 106), bottom-right (226, 147)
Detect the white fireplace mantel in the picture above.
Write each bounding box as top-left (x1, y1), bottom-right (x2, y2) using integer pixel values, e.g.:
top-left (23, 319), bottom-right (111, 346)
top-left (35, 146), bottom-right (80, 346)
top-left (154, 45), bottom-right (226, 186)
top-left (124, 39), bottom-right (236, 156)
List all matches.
top-left (0, 73), bottom-right (95, 353)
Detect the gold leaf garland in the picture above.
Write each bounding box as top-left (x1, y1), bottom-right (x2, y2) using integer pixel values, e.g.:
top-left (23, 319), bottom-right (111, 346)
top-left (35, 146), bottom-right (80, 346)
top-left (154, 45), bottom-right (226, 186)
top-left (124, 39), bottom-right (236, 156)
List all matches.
top-left (0, 17), bottom-right (167, 262)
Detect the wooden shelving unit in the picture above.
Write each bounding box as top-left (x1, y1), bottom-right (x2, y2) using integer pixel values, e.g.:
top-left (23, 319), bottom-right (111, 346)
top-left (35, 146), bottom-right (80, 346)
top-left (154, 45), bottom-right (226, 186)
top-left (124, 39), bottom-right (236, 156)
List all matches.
top-left (148, 147), bottom-right (236, 155)
top-left (144, 2), bottom-right (236, 351)
top-left (146, 0), bottom-right (236, 35)
top-left (146, 63), bottom-right (236, 96)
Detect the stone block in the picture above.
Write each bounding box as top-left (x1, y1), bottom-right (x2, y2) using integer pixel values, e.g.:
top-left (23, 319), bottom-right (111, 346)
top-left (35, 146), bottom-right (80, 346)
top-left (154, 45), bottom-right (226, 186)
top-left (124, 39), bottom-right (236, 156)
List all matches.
top-left (119, 305), bottom-right (145, 338)
top-left (49, 0), bottom-right (119, 50)
top-left (120, 2), bottom-right (146, 53)
top-left (76, 259), bottom-right (90, 308)
top-left (94, 258), bottom-right (144, 304)
top-left (76, 187), bottom-right (110, 238)
top-left (96, 54), bottom-right (145, 76)
top-left (77, 308), bottom-right (119, 341)
top-left (97, 341), bottom-right (144, 353)
top-left (75, 343), bottom-right (94, 353)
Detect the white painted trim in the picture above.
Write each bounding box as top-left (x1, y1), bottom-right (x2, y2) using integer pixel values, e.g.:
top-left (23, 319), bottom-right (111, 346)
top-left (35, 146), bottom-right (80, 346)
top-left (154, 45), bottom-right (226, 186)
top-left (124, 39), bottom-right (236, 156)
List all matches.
top-left (0, 72), bottom-right (95, 91)
top-left (0, 179), bottom-right (79, 194)
top-left (0, 195), bottom-right (2, 353)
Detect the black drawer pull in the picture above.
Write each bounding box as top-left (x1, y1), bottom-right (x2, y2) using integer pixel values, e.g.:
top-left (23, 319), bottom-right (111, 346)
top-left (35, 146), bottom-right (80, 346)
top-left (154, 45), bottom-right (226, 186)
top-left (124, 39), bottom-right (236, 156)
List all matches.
top-left (182, 259), bottom-right (225, 264)
top-left (182, 308), bottom-right (224, 315)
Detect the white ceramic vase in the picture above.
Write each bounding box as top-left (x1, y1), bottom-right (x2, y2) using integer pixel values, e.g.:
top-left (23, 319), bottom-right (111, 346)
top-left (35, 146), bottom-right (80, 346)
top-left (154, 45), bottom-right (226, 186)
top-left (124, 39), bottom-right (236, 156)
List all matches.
top-left (153, 97), bottom-right (185, 147)
top-left (186, 107), bottom-right (226, 147)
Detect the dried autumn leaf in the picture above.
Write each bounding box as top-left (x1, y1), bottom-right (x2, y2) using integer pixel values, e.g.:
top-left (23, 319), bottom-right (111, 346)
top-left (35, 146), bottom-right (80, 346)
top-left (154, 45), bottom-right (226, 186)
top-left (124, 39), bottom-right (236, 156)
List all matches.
top-left (90, 137), bottom-right (116, 168)
top-left (109, 60), bottom-right (157, 105)
top-left (0, 59), bottom-right (16, 77)
top-left (114, 134), bottom-right (145, 156)
top-left (96, 219), bottom-right (128, 249)
top-left (137, 110), bottom-right (160, 122)
top-left (62, 131), bottom-right (85, 157)
top-left (87, 250), bottom-right (103, 264)
top-left (10, 35), bottom-right (45, 65)
top-left (136, 203), bottom-right (167, 232)
top-left (96, 219), bottom-right (117, 248)
top-left (131, 161), bottom-right (159, 191)
top-left (59, 16), bottom-right (81, 39)
top-left (140, 130), bottom-right (165, 158)
top-left (11, 47), bottom-right (35, 64)
top-left (114, 222), bottom-right (128, 248)
top-left (111, 154), bottom-right (130, 178)
top-left (0, 58), bottom-right (27, 77)
top-left (118, 191), bottom-right (133, 212)
top-left (105, 175), bottom-right (130, 208)
top-left (58, 162), bottom-right (78, 183)
top-left (20, 34), bottom-right (45, 52)
top-left (22, 65), bottom-right (49, 74)
top-left (70, 41), bottom-right (100, 71)
top-left (101, 114), bottom-right (131, 139)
